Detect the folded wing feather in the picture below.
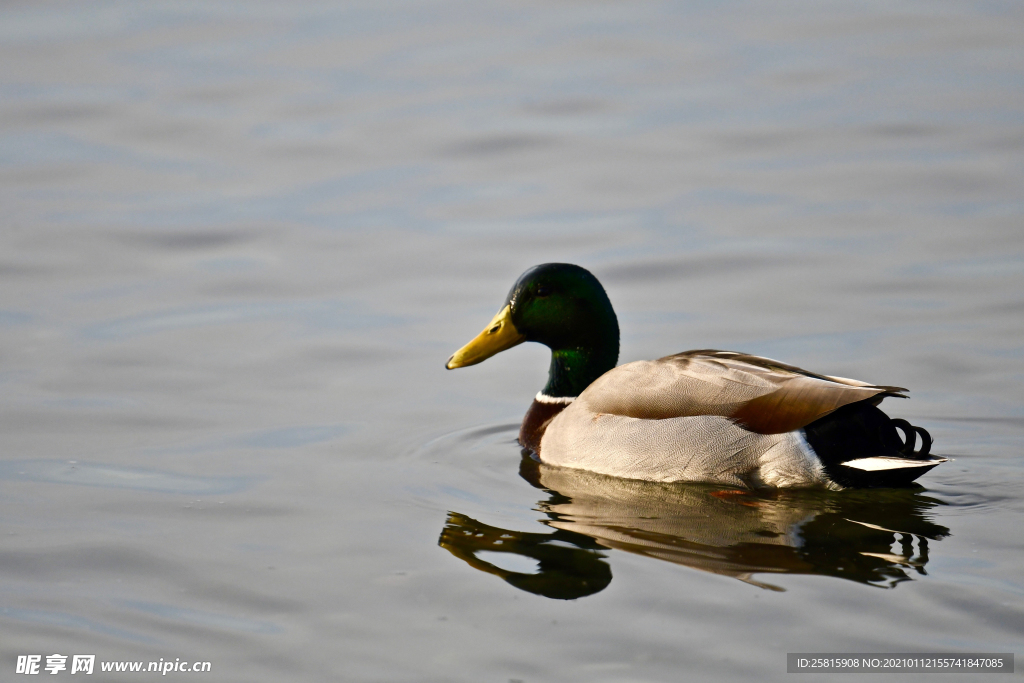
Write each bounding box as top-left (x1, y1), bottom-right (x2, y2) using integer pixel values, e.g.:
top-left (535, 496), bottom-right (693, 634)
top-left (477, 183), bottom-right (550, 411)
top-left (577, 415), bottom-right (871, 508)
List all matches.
top-left (580, 350), bottom-right (907, 435)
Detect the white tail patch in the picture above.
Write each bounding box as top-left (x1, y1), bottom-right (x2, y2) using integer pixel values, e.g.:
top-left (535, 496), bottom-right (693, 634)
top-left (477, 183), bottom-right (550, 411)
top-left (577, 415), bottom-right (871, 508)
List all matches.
top-left (843, 456), bottom-right (947, 471)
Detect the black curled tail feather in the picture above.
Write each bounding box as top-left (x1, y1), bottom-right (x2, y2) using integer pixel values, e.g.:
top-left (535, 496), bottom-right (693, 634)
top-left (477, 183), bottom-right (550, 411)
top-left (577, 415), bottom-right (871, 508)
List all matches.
top-left (890, 418), bottom-right (932, 458)
top-left (803, 402), bottom-right (943, 488)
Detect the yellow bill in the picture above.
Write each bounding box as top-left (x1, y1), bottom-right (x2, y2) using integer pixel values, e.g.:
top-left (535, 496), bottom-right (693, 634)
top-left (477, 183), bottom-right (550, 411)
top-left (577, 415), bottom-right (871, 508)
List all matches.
top-left (446, 304), bottom-right (526, 369)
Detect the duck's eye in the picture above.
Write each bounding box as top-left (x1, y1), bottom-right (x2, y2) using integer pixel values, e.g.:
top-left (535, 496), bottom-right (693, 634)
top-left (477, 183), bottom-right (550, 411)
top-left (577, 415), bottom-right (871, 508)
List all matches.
top-left (535, 285), bottom-right (552, 297)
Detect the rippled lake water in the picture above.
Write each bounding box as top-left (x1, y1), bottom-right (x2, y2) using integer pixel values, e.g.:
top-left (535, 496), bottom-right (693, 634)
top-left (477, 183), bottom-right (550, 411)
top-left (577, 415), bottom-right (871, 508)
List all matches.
top-left (2, 1), bottom-right (1023, 681)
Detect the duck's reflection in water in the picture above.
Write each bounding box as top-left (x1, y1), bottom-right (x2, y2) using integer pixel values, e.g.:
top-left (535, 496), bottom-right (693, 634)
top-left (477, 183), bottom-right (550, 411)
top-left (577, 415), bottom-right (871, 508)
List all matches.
top-left (438, 456), bottom-right (950, 598)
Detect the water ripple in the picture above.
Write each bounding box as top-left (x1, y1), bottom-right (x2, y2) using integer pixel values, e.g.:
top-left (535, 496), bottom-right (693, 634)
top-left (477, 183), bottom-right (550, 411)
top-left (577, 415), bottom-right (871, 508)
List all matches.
top-left (0, 459), bottom-right (250, 495)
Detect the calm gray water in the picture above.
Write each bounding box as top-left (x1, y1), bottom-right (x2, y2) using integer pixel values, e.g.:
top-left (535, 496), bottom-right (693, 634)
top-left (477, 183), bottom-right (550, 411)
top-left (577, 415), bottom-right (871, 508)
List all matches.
top-left (2, 1), bottom-right (1023, 681)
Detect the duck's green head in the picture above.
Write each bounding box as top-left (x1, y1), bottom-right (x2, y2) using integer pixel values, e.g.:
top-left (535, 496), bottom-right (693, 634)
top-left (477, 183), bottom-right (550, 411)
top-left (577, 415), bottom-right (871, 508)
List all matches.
top-left (446, 263), bottom-right (619, 398)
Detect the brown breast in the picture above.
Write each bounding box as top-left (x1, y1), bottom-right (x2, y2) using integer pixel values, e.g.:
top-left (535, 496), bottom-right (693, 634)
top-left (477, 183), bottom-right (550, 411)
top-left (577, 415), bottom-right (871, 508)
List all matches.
top-left (519, 399), bottom-right (570, 455)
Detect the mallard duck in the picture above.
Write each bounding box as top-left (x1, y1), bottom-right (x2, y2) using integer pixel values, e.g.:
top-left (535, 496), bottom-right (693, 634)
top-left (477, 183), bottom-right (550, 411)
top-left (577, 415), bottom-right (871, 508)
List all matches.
top-left (446, 263), bottom-right (946, 489)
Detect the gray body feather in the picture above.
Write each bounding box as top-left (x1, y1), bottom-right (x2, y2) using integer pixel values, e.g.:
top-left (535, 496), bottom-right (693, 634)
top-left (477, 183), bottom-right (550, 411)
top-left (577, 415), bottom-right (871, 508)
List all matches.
top-left (540, 401), bottom-right (833, 488)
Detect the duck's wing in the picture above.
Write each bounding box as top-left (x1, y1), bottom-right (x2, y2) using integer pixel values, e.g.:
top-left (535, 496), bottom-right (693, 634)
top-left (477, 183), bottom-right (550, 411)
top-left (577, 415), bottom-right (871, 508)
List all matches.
top-left (579, 349), bottom-right (907, 435)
